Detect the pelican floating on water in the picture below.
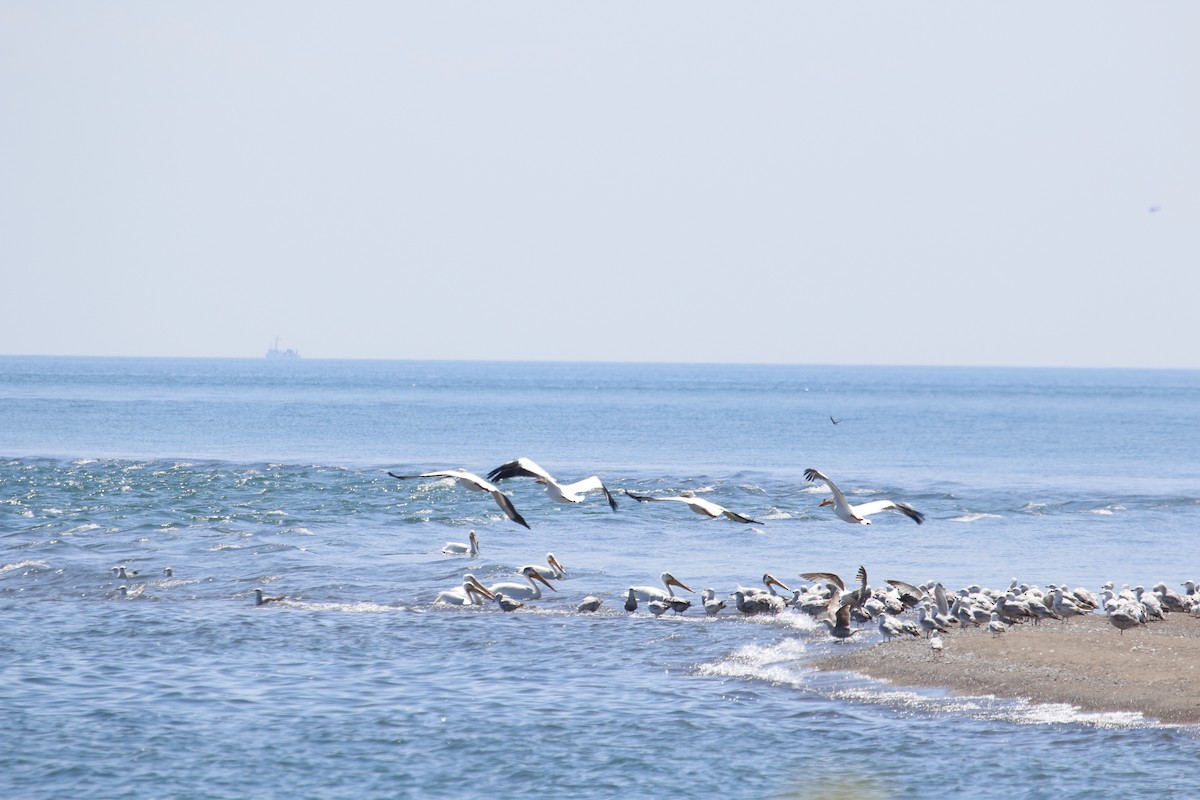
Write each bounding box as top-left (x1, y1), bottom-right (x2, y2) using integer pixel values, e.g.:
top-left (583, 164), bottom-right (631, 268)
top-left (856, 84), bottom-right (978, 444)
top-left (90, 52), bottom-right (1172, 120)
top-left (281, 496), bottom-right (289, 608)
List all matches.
top-left (435, 575), bottom-right (495, 605)
top-left (625, 491), bottom-right (761, 524)
top-left (577, 595), bottom-right (603, 613)
top-left (524, 553), bottom-right (567, 580)
top-left (629, 572), bottom-right (694, 603)
top-left (486, 457), bottom-right (618, 511)
top-left (802, 468), bottom-right (924, 525)
top-left (489, 566), bottom-right (557, 600)
top-left (443, 530), bottom-right (480, 555)
top-left (389, 469), bottom-right (530, 529)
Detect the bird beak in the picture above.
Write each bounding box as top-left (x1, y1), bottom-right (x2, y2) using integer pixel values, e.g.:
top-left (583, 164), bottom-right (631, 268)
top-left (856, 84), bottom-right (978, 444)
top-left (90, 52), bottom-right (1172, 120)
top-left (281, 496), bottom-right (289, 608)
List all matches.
top-left (550, 557), bottom-right (566, 574)
top-left (765, 576), bottom-right (791, 592)
top-left (819, 499), bottom-right (833, 507)
top-left (532, 572), bottom-right (557, 592)
top-left (470, 579), bottom-right (495, 600)
top-left (667, 576), bottom-right (694, 594)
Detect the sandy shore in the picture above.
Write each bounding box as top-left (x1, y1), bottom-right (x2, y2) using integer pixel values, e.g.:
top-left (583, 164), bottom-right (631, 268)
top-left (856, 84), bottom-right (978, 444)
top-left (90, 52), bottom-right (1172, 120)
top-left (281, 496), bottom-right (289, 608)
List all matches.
top-left (811, 613), bottom-right (1200, 724)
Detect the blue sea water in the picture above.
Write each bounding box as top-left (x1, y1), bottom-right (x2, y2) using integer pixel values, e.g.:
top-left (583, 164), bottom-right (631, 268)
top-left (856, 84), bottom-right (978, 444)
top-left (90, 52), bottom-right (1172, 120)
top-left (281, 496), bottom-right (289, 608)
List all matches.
top-left (2, 356), bottom-right (1199, 799)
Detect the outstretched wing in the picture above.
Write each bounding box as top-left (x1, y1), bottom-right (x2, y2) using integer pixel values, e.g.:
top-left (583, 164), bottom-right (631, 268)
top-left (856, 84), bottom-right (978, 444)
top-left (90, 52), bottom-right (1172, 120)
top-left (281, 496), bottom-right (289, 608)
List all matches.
top-left (853, 499), bottom-right (925, 524)
top-left (720, 509), bottom-right (762, 524)
top-left (487, 457), bottom-right (553, 483)
top-left (489, 489), bottom-right (531, 529)
top-left (802, 467), bottom-right (850, 507)
top-left (560, 475), bottom-right (619, 511)
top-left (799, 571), bottom-right (845, 591)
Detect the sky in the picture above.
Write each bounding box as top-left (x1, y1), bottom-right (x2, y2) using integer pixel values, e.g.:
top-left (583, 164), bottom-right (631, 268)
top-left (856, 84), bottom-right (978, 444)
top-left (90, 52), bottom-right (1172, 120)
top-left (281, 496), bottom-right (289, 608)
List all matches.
top-left (2, 2), bottom-right (1197, 368)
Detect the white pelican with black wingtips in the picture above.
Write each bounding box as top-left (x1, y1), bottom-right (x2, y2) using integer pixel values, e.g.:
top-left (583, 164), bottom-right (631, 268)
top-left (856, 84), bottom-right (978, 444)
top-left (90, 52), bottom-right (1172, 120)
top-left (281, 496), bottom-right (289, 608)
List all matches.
top-left (803, 468), bottom-right (924, 525)
top-left (486, 457), bottom-right (618, 511)
top-left (388, 469), bottom-right (530, 529)
top-left (436, 575), bottom-right (495, 606)
top-left (624, 491), bottom-right (761, 524)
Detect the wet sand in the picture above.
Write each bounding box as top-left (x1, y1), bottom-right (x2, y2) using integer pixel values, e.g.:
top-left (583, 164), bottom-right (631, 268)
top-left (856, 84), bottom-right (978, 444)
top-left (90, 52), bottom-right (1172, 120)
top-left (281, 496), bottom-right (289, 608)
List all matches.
top-left (812, 613), bottom-right (1200, 724)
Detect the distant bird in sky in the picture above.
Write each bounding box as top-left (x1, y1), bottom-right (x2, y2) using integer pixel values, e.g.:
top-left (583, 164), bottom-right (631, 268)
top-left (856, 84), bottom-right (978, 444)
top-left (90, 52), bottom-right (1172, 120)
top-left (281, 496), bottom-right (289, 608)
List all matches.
top-left (388, 469), bottom-right (530, 529)
top-left (830, 415), bottom-right (843, 425)
top-left (803, 468), bottom-right (924, 525)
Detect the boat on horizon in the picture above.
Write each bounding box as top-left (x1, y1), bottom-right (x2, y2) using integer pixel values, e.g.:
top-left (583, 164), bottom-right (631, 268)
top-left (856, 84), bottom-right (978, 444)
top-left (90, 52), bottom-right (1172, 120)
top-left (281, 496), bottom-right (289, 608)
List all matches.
top-left (266, 337), bottom-right (300, 359)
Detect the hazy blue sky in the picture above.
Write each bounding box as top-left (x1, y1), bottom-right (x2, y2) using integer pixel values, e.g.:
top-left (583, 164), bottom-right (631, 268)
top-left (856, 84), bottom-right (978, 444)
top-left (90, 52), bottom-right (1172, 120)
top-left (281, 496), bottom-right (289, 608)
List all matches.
top-left (3, 3), bottom-right (1197, 367)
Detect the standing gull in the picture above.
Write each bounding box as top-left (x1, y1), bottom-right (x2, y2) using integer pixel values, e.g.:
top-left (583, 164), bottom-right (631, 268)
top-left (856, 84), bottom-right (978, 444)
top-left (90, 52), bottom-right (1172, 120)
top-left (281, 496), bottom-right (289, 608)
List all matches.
top-left (486, 457), bottom-right (618, 511)
top-left (388, 469), bottom-right (530, 529)
top-left (803, 468), bottom-right (924, 525)
top-left (625, 491), bottom-right (761, 524)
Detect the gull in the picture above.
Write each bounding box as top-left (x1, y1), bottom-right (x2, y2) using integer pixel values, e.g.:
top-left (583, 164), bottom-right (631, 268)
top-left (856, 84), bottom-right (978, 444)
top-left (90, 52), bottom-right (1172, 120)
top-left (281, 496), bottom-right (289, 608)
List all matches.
top-left (1105, 600), bottom-right (1145, 634)
top-left (917, 605), bottom-right (950, 637)
top-left (732, 590), bottom-right (777, 616)
top-left (703, 588), bottom-right (726, 616)
top-left (930, 632), bottom-right (944, 655)
top-left (987, 612), bottom-right (1009, 637)
top-left (576, 595), bottom-right (603, 613)
top-left (648, 599), bottom-right (671, 617)
top-left (625, 491), bottom-right (761, 524)
top-left (820, 603), bottom-right (861, 643)
top-left (389, 469), bottom-right (530, 529)
top-left (629, 572), bottom-right (694, 603)
top-left (624, 588), bottom-right (639, 613)
top-left (443, 530), bottom-right (480, 556)
top-left (486, 457), bottom-right (618, 511)
top-left (494, 593), bottom-right (525, 613)
top-left (802, 468), bottom-right (924, 525)
top-left (254, 588), bottom-right (285, 606)
top-left (800, 567), bottom-right (871, 616)
top-left (878, 613), bottom-right (918, 642)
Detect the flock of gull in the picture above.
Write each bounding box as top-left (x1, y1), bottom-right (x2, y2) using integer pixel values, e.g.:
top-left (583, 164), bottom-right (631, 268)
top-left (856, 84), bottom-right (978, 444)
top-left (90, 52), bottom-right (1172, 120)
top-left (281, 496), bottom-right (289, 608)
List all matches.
top-left (365, 457), bottom-right (1200, 642)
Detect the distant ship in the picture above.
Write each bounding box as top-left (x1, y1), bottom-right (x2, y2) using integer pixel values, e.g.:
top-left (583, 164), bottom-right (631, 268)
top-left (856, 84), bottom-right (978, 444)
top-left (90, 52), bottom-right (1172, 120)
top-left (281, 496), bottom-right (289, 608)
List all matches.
top-left (266, 337), bottom-right (300, 359)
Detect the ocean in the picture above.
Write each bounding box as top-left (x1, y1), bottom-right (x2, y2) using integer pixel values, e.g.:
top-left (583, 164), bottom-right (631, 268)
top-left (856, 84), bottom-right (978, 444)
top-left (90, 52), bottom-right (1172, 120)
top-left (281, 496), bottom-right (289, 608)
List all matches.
top-left (2, 356), bottom-right (1199, 799)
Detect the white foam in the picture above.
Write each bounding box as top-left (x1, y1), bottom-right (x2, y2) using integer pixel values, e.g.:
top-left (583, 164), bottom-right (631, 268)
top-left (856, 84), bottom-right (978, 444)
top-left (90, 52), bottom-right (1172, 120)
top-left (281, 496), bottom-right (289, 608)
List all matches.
top-left (950, 512), bottom-right (1003, 522)
top-left (0, 560), bottom-right (51, 577)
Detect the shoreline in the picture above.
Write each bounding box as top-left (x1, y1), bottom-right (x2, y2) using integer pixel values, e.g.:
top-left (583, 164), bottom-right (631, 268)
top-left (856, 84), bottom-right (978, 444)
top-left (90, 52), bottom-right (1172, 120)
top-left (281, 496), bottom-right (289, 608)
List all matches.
top-left (811, 613), bottom-right (1200, 725)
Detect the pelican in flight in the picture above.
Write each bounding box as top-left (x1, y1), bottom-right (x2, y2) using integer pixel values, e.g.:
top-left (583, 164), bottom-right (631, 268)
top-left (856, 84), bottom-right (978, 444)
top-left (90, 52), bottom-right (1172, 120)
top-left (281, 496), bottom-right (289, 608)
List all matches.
top-left (435, 575), bottom-right (495, 605)
top-left (389, 469), bottom-right (530, 529)
top-left (442, 530), bottom-right (480, 556)
top-left (625, 491), bottom-right (761, 524)
top-left (488, 566), bottom-right (557, 601)
top-left (629, 572), bottom-right (694, 603)
top-left (486, 457), bottom-right (618, 511)
top-left (802, 468), bottom-right (924, 525)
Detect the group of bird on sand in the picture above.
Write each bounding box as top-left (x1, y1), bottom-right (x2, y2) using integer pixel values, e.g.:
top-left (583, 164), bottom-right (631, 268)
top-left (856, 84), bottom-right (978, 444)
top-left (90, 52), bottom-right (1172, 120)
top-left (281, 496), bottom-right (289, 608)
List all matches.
top-left (376, 458), bottom-right (1200, 638)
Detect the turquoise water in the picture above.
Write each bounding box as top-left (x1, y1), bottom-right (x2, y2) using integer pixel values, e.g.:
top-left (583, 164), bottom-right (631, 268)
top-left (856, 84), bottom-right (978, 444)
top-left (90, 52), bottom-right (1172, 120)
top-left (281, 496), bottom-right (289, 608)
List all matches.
top-left (2, 357), bottom-right (1199, 798)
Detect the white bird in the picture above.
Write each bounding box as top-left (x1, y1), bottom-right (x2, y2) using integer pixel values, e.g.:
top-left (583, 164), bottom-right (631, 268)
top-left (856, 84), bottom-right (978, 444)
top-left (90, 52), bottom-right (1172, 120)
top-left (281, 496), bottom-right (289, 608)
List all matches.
top-left (625, 491), bottom-right (761, 524)
top-left (435, 575), bottom-right (495, 605)
top-left (577, 595), bottom-right (603, 613)
top-left (703, 588), bottom-right (727, 615)
top-left (987, 612), bottom-right (1009, 637)
top-left (930, 632), bottom-right (944, 654)
top-left (524, 553), bottom-right (567, 580)
top-left (629, 572), bottom-right (694, 603)
top-left (878, 613), bottom-right (918, 642)
top-left (486, 457), bottom-right (618, 511)
top-left (388, 469), bottom-right (530, 529)
top-left (442, 530), bottom-right (480, 555)
top-left (802, 468), bottom-right (924, 525)
top-left (489, 566), bottom-right (557, 601)
top-left (737, 573), bottom-right (792, 599)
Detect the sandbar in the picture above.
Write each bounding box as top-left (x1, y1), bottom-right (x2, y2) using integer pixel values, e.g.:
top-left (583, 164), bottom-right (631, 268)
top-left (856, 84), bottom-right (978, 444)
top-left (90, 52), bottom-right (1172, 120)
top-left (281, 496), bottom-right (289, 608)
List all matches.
top-left (811, 614), bottom-right (1200, 724)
